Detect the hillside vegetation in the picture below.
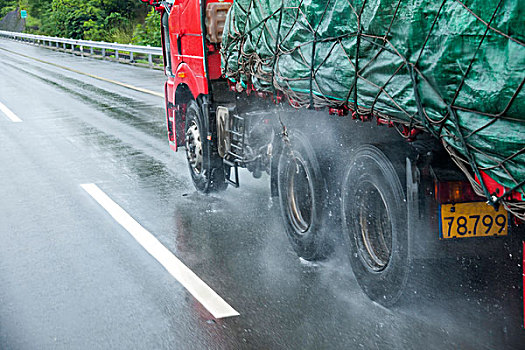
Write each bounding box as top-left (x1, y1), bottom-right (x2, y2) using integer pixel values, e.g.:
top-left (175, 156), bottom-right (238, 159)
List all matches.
top-left (0, 0), bottom-right (160, 46)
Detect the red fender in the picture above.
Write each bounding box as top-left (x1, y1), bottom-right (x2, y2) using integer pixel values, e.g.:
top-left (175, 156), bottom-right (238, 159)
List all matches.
top-left (174, 62), bottom-right (208, 99)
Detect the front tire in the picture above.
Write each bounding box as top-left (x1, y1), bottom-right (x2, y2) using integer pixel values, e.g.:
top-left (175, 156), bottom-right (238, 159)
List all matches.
top-left (341, 144), bottom-right (409, 305)
top-left (185, 101), bottom-right (227, 193)
top-left (277, 131), bottom-right (332, 260)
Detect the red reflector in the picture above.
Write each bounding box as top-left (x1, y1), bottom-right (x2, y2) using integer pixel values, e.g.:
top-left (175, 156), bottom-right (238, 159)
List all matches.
top-left (435, 181), bottom-right (484, 204)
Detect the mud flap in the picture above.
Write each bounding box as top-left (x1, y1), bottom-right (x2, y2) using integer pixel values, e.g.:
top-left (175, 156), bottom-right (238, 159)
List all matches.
top-left (174, 103), bottom-right (187, 148)
top-left (270, 140), bottom-right (281, 198)
top-left (406, 157), bottom-right (419, 266)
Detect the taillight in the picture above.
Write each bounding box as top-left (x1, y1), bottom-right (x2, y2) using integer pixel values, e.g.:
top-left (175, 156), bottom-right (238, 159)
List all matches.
top-left (435, 181), bottom-right (484, 204)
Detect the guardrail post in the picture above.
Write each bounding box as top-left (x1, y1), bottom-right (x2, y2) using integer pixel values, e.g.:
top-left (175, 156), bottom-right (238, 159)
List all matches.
top-left (102, 48), bottom-right (105, 59)
top-left (130, 51), bottom-right (134, 62)
top-left (80, 45), bottom-right (84, 57)
top-left (115, 49), bottom-right (119, 61)
top-left (63, 42), bottom-right (66, 50)
top-left (147, 44), bottom-right (153, 66)
top-left (90, 47), bottom-right (94, 55)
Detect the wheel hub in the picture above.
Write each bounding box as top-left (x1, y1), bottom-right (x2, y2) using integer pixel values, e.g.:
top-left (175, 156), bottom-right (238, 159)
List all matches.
top-left (355, 183), bottom-right (392, 271)
top-left (186, 121), bottom-right (203, 175)
top-left (286, 157), bottom-right (313, 234)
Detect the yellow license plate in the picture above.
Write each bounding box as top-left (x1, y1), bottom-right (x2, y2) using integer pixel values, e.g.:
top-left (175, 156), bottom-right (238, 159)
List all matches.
top-left (440, 202), bottom-right (508, 239)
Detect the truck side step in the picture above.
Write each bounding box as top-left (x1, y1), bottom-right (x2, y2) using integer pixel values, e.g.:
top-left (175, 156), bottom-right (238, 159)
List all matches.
top-left (224, 159), bottom-right (240, 188)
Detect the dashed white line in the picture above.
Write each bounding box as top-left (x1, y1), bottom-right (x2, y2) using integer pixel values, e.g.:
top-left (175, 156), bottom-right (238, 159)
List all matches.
top-left (81, 183), bottom-right (240, 319)
top-left (0, 101), bottom-right (22, 122)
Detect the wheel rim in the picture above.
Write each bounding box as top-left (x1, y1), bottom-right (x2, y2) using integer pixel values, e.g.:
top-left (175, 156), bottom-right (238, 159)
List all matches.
top-left (353, 182), bottom-right (392, 272)
top-left (216, 112), bottom-right (230, 158)
top-left (186, 120), bottom-right (203, 175)
top-left (286, 156), bottom-right (313, 234)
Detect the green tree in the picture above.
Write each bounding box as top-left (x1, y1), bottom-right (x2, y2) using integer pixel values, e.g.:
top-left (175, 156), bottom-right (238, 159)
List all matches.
top-left (26, 0), bottom-right (52, 18)
top-left (49, 0), bottom-right (104, 39)
top-left (131, 7), bottom-right (160, 46)
top-left (1, 0), bottom-right (158, 45)
top-left (0, 0), bottom-right (18, 18)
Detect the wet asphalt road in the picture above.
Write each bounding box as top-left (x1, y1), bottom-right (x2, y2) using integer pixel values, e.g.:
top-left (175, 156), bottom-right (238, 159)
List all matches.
top-left (0, 38), bottom-right (524, 349)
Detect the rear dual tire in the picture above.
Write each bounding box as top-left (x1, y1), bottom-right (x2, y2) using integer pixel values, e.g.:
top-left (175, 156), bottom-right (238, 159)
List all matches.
top-left (341, 145), bottom-right (409, 305)
top-left (277, 131), bottom-right (333, 261)
top-left (276, 136), bottom-right (411, 305)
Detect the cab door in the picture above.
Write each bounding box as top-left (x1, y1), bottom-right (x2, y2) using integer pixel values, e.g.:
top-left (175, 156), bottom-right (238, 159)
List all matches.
top-left (179, 0), bottom-right (207, 86)
top-left (164, 2), bottom-right (183, 151)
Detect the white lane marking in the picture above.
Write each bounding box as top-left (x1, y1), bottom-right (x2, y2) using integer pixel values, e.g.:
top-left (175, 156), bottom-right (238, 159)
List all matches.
top-left (81, 183), bottom-right (240, 319)
top-left (0, 101), bottom-right (22, 122)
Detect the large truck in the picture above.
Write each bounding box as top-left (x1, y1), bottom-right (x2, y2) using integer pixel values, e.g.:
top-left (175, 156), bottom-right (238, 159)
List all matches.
top-left (141, 0), bottom-right (524, 305)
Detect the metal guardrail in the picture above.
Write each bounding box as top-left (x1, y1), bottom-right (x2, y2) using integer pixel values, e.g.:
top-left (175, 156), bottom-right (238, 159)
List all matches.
top-left (0, 30), bottom-right (163, 67)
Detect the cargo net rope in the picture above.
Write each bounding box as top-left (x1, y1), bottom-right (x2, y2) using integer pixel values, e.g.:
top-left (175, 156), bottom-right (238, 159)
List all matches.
top-left (221, 0), bottom-right (525, 219)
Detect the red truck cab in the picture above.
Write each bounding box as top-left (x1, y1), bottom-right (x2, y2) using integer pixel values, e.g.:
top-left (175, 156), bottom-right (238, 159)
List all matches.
top-left (157, 0), bottom-right (231, 152)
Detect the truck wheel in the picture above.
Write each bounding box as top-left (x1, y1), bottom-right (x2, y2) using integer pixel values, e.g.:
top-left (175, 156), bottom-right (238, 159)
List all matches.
top-left (341, 144), bottom-right (409, 305)
top-left (185, 101), bottom-right (227, 193)
top-left (278, 131), bottom-right (331, 260)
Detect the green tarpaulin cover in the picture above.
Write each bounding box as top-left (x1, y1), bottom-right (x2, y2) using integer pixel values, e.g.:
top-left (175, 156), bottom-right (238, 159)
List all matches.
top-left (221, 0), bottom-right (525, 217)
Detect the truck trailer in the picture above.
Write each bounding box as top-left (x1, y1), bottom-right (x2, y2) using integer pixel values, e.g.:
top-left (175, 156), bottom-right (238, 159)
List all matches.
top-left (140, 0), bottom-right (524, 305)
